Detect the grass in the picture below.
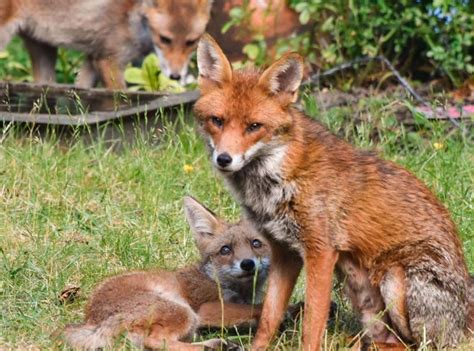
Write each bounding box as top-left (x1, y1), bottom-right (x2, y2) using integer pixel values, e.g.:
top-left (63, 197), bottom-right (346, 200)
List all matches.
top-left (0, 90), bottom-right (472, 349)
top-left (0, 36), bottom-right (473, 348)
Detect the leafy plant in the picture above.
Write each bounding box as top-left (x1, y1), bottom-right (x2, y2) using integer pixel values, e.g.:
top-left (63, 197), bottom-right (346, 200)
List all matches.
top-left (124, 54), bottom-right (185, 92)
top-left (289, 0), bottom-right (474, 86)
top-left (224, 0), bottom-right (473, 86)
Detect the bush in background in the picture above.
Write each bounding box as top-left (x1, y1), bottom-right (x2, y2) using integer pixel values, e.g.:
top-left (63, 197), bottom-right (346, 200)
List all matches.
top-left (231, 0), bottom-right (473, 86)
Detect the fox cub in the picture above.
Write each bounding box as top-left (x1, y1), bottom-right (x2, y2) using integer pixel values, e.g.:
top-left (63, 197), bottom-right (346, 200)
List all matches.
top-left (194, 34), bottom-right (473, 349)
top-left (64, 197), bottom-right (271, 350)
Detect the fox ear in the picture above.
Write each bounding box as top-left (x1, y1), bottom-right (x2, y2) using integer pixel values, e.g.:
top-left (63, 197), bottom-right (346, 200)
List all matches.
top-left (197, 33), bottom-right (232, 91)
top-left (258, 53), bottom-right (304, 103)
top-left (184, 196), bottom-right (220, 239)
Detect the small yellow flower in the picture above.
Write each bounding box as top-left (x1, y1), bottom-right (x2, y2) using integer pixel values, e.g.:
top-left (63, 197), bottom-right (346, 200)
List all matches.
top-left (433, 142), bottom-right (444, 150)
top-left (183, 164), bottom-right (194, 173)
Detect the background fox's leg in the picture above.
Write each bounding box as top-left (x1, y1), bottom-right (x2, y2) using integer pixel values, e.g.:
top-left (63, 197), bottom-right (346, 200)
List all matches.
top-left (303, 248), bottom-right (338, 351)
top-left (76, 57), bottom-right (99, 88)
top-left (20, 34), bottom-right (57, 83)
top-left (198, 301), bottom-right (262, 328)
top-left (252, 240), bottom-right (302, 350)
top-left (96, 57), bottom-right (125, 89)
top-left (0, 23), bottom-right (16, 49)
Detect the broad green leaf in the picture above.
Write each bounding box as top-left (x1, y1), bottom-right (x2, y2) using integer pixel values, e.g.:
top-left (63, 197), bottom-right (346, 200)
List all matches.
top-left (243, 44), bottom-right (260, 60)
top-left (299, 10), bottom-right (310, 25)
top-left (124, 67), bottom-right (146, 85)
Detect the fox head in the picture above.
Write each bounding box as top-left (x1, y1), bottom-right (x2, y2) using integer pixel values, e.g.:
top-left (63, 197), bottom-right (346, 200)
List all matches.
top-left (145, 0), bottom-right (213, 83)
top-left (183, 196), bottom-right (270, 288)
top-left (193, 34), bottom-right (304, 174)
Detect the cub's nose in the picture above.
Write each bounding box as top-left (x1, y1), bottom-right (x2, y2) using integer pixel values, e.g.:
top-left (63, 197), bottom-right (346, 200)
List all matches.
top-left (240, 259), bottom-right (255, 272)
top-left (170, 73), bottom-right (181, 81)
top-left (217, 153), bottom-right (232, 167)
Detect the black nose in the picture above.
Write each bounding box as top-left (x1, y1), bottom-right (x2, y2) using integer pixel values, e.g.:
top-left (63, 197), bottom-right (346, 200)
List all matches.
top-left (217, 153), bottom-right (232, 167)
top-left (170, 73), bottom-right (181, 81)
top-left (240, 259), bottom-right (255, 272)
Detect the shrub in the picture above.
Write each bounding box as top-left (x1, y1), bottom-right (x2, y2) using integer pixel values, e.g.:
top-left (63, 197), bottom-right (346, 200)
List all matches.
top-left (229, 0), bottom-right (474, 86)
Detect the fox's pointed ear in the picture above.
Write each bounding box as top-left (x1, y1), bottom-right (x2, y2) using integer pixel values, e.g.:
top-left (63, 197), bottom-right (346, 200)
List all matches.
top-left (184, 196), bottom-right (220, 239)
top-left (258, 53), bottom-right (304, 103)
top-left (197, 34), bottom-right (232, 91)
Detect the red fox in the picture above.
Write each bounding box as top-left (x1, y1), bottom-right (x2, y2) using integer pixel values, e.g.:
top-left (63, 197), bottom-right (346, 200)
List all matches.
top-left (63, 196), bottom-right (271, 350)
top-left (0, 0), bottom-right (212, 88)
top-left (194, 34), bottom-right (474, 350)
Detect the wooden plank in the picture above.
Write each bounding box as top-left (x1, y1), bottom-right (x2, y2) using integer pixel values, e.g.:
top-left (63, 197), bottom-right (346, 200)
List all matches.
top-left (0, 82), bottom-right (200, 126)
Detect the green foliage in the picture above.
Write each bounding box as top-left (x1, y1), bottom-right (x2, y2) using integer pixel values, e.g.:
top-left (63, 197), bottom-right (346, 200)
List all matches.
top-left (0, 37), bottom-right (83, 83)
top-left (0, 95), bottom-right (473, 348)
top-left (124, 54), bottom-right (185, 92)
top-left (289, 0), bottom-right (473, 85)
top-left (224, 1), bottom-right (473, 85)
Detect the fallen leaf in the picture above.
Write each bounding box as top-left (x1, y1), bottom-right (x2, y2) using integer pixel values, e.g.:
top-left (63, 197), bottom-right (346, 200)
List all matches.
top-left (58, 286), bottom-right (80, 304)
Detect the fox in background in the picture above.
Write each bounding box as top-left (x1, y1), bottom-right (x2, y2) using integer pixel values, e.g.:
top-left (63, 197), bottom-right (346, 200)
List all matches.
top-left (194, 34), bottom-right (474, 350)
top-left (64, 196), bottom-right (272, 350)
top-left (0, 0), bottom-right (212, 88)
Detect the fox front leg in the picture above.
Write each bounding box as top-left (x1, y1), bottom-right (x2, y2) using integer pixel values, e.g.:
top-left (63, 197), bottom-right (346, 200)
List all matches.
top-left (303, 248), bottom-right (339, 350)
top-left (252, 240), bottom-right (303, 350)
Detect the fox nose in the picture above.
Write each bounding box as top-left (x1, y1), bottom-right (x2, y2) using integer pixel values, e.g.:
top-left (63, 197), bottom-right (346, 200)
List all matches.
top-left (240, 259), bottom-right (255, 272)
top-left (217, 153), bottom-right (232, 167)
top-left (170, 73), bottom-right (181, 81)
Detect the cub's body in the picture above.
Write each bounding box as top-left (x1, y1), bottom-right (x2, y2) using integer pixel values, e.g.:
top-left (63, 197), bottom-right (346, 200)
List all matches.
top-left (64, 197), bottom-right (270, 350)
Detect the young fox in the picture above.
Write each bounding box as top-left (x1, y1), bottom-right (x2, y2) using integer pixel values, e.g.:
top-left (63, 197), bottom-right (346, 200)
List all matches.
top-left (64, 196), bottom-right (270, 350)
top-left (194, 34), bottom-right (474, 349)
top-left (0, 0), bottom-right (212, 88)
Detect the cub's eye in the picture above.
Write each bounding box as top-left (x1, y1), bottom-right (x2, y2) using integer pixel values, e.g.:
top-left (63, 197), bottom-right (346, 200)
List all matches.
top-left (220, 245), bottom-right (232, 255)
top-left (159, 35), bottom-right (172, 45)
top-left (210, 116), bottom-right (223, 128)
top-left (185, 38), bottom-right (198, 47)
top-left (247, 123), bottom-right (262, 133)
top-left (252, 239), bottom-right (262, 248)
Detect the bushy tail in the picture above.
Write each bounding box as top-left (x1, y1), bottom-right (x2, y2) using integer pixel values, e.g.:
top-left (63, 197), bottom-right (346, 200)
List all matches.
top-left (64, 317), bottom-right (123, 350)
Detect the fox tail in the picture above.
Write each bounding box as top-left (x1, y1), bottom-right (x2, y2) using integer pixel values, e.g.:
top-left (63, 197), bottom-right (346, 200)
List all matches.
top-left (63, 317), bottom-right (122, 350)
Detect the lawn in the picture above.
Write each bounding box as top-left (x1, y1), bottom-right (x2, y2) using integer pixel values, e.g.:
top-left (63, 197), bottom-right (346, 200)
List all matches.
top-left (0, 87), bottom-right (472, 349)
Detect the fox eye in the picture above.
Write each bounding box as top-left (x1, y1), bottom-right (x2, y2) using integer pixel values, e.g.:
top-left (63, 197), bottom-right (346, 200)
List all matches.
top-left (159, 35), bottom-right (172, 45)
top-left (252, 239), bottom-right (262, 248)
top-left (247, 123), bottom-right (262, 133)
top-left (220, 245), bottom-right (232, 255)
top-left (210, 116), bottom-right (223, 128)
top-left (185, 38), bottom-right (198, 47)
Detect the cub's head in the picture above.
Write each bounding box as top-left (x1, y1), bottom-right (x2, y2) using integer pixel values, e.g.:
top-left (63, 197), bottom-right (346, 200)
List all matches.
top-left (145, 0), bottom-right (213, 83)
top-left (183, 196), bottom-right (270, 287)
top-left (193, 34), bottom-right (304, 174)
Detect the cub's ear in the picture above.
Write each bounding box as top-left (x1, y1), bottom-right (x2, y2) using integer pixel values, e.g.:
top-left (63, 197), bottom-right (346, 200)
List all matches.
top-left (258, 53), bottom-right (304, 103)
top-left (184, 196), bottom-right (220, 239)
top-left (197, 33), bottom-right (233, 92)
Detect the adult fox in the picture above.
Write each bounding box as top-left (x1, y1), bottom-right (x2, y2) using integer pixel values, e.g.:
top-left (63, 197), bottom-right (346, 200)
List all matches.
top-left (194, 34), bottom-right (473, 349)
top-left (0, 0), bottom-right (212, 88)
top-left (64, 196), bottom-right (271, 350)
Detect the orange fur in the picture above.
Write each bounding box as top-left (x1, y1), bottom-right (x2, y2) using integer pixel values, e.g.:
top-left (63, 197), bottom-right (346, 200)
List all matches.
top-left (194, 34), bottom-right (472, 350)
top-left (63, 196), bottom-right (272, 350)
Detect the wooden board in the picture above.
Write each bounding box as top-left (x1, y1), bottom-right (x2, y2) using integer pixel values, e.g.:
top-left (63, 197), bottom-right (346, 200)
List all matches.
top-left (0, 82), bottom-right (199, 126)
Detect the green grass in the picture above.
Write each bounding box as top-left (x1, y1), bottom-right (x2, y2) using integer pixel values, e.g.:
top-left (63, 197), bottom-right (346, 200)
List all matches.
top-left (0, 93), bottom-right (473, 350)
